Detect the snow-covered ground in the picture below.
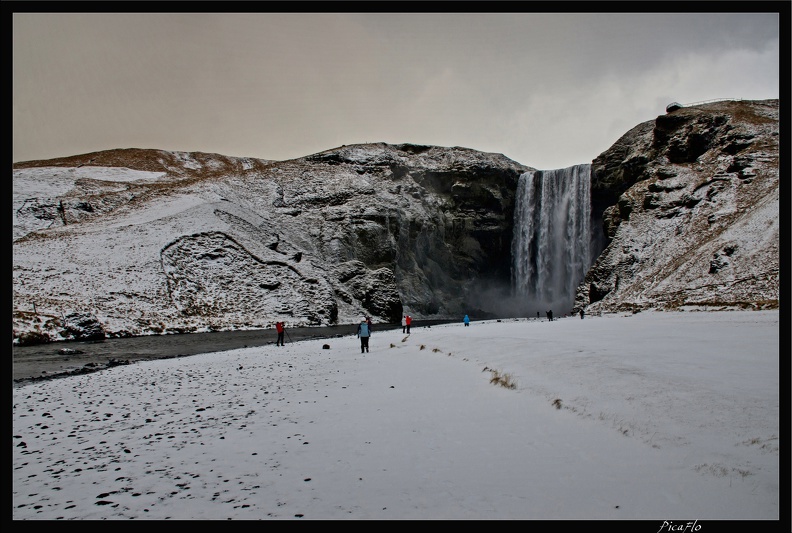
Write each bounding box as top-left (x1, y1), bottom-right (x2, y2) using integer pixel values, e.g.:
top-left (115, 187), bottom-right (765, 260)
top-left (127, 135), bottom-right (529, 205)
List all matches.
top-left (12, 309), bottom-right (779, 520)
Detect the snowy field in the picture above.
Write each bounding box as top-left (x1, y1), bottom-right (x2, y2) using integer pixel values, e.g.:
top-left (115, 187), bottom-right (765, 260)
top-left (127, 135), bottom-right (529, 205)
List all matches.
top-left (12, 310), bottom-right (779, 520)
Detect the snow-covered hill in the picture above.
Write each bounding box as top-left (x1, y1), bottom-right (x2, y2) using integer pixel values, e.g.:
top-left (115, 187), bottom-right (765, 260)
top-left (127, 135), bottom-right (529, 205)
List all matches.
top-left (13, 144), bottom-right (530, 343)
top-left (12, 99), bottom-right (779, 345)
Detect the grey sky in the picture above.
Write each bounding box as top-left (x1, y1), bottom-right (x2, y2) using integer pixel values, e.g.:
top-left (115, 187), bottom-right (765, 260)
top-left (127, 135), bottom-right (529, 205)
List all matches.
top-left (12, 12), bottom-right (781, 170)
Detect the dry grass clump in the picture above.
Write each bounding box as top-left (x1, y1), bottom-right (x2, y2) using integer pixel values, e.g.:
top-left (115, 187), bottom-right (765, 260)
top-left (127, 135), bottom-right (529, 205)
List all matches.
top-left (483, 367), bottom-right (517, 390)
top-left (16, 329), bottom-right (52, 346)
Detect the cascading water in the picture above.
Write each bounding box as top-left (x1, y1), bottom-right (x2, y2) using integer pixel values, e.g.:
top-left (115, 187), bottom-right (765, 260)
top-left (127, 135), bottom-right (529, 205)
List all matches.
top-left (511, 164), bottom-right (593, 316)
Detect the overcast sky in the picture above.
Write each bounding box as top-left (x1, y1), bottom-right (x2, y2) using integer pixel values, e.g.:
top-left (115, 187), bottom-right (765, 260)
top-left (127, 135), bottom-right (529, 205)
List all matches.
top-left (12, 11), bottom-right (781, 170)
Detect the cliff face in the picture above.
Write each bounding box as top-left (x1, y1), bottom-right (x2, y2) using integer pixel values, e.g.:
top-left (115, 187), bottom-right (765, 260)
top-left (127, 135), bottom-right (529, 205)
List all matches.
top-left (275, 144), bottom-right (530, 317)
top-left (578, 99), bottom-right (779, 313)
top-left (13, 143), bottom-right (531, 341)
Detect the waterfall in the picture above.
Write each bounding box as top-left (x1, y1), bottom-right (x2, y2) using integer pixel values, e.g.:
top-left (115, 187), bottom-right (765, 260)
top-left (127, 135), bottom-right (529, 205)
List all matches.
top-left (511, 164), bottom-right (592, 315)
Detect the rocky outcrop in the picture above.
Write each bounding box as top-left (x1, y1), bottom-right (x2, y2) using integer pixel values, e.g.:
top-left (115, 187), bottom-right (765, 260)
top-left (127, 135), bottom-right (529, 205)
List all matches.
top-left (576, 99), bottom-right (779, 313)
top-left (59, 312), bottom-right (106, 341)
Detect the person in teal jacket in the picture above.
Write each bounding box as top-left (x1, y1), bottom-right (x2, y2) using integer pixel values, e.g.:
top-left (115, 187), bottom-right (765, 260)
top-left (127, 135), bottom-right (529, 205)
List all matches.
top-left (463, 314), bottom-right (470, 327)
top-left (357, 319), bottom-right (371, 353)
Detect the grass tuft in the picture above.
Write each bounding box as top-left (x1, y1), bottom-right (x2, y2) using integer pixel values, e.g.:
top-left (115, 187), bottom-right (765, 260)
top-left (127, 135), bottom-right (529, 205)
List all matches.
top-left (487, 369), bottom-right (517, 389)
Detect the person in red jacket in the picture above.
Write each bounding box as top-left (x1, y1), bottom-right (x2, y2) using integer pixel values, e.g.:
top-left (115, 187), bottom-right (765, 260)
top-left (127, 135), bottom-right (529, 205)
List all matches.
top-left (405, 315), bottom-right (412, 334)
top-left (275, 321), bottom-right (285, 346)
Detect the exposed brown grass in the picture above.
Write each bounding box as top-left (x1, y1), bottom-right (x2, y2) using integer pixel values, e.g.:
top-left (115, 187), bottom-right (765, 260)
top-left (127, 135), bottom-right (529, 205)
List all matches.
top-left (485, 368), bottom-right (517, 390)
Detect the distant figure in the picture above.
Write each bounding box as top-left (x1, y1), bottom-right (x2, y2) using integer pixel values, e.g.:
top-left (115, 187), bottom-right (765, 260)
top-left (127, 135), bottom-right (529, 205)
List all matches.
top-left (275, 321), bottom-right (285, 346)
top-left (405, 315), bottom-right (412, 334)
top-left (546, 310), bottom-right (553, 322)
top-left (357, 318), bottom-right (371, 353)
top-left (580, 309), bottom-right (584, 319)
top-left (402, 316), bottom-right (406, 334)
top-left (537, 311), bottom-right (540, 320)
top-left (463, 314), bottom-right (470, 327)
top-left (366, 316), bottom-right (373, 332)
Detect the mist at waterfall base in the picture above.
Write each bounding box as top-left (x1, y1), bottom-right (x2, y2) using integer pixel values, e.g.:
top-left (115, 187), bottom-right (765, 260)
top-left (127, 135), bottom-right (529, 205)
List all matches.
top-left (510, 165), bottom-right (603, 318)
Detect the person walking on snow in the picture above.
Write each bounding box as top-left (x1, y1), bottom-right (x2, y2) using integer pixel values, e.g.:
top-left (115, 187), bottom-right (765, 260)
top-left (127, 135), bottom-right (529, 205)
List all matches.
top-left (405, 315), bottom-right (412, 334)
top-left (357, 318), bottom-right (371, 353)
top-left (463, 314), bottom-right (470, 327)
top-left (275, 321), bottom-right (285, 346)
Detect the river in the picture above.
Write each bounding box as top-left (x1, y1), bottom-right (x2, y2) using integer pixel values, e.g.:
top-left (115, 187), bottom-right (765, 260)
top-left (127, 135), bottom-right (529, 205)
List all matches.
top-left (12, 320), bottom-right (458, 383)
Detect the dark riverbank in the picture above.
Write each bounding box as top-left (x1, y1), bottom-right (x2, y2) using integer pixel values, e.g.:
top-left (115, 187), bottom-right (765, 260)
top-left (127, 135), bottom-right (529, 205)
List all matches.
top-left (12, 319), bottom-right (460, 384)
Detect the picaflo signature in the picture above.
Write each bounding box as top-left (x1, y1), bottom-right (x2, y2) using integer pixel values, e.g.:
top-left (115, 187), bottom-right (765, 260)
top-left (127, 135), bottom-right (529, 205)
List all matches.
top-left (658, 520), bottom-right (701, 533)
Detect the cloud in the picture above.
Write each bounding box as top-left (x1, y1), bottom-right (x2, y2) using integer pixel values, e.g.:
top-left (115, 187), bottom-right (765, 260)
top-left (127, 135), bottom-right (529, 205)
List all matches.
top-left (12, 13), bottom-right (781, 168)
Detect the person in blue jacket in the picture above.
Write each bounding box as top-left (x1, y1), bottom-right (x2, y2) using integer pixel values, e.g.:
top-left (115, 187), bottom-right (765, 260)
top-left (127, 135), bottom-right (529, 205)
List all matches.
top-left (463, 314), bottom-right (470, 327)
top-left (357, 318), bottom-right (371, 353)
